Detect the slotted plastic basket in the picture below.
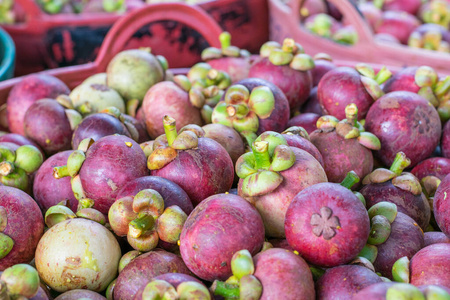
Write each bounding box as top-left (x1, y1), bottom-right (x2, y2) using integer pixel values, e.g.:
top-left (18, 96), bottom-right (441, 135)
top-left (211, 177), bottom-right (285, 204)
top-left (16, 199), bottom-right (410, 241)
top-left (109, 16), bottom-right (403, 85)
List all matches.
top-left (0, 1), bottom-right (224, 129)
top-left (0, 27), bottom-right (15, 81)
top-left (269, 0), bottom-right (450, 75)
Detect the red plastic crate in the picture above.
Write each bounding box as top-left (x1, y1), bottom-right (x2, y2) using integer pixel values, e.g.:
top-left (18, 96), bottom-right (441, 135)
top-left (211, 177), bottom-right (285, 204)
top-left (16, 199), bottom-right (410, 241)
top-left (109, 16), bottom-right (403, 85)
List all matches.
top-left (268, 0), bottom-right (450, 76)
top-left (2, 0), bottom-right (269, 76)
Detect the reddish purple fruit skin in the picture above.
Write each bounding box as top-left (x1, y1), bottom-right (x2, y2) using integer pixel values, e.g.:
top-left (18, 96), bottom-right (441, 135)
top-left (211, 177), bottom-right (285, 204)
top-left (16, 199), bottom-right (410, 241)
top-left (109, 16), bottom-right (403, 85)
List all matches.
top-left (442, 121), bottom-right (450, 159)
top-left (142, 81), bottom-right (203, 139)
top-left (207, 57), bottom-right (251, 83)
top-left (285, 182), bottom-right (370, 268)
top-left (114, 249), bottom-right (191, 300)
top-left (234, 78), bottom-right (290, 134)
top-left (382, 0), bottom-right (422, 15)
top-left (79, 135), bottom-right (149, 214)
top-left (360, 181), bottom-right (430, 230)
top-left (287, 113), bottom-right (321, 134)
top-left (121, 114), bottom-right (151, 144)
top-left (33, 150), bottom-right (78, 213)
top-left (411, 157), bottom-right (450, 181)
top-left (133, 273), bottom-right (206, 300)
top-left (301, 87), bottom-right (323, 115)
top-left (253, 248), bottom-right (315, 300)
top-left (310, 130), bottom-right (374, 184)
top-left (267, 239), bottom-right (294, 251)
top-left (238, 147), bottom-right (328, 238)
top-left (374, 11), bottom-right (420, 44)
top-left (365, 91), bottom-right (442, 168)
top-left (248, 58), bottom-right (312, 112)
top-left (115, 176), bottom-right (193, 215)
top-left (311, 60), bottom-right (336, 87)
top-left (202, 123), bottom-right (245, 165)
top-left (374, 212), bottom-right (425, 279)
top-left (434, 174), bottom-right (450, 236)
top-left (282, 133), bottom-right (324, 166)
top-left (424, 232), bottom-right (450, 247)
top-left (383, 67), bottom-right (420, 94)
top-left (0, 186), bottom-right (44, 270)
top-left (0, 133), bottom-right (45, 159)
top-left (410, 243), bottom-right (450, 289)
top-left (151, 137), bottom-right (234, 206)
top-left (72, 113), bottom-right (131, 149)
top-left (317, 67), bottom-right (374, 120)
top-left (6, 74), bottom-right (70, 135)
top-left (55, 289), bottom-right (106, 300)
top-left (316, 265), bottom-right (383, 300)
top-left (179, 193), bottom-right (265, 282)
top-left (23, 99), bottom-right (73, 156)
top-left (352, 282), bottom-right (396, 300)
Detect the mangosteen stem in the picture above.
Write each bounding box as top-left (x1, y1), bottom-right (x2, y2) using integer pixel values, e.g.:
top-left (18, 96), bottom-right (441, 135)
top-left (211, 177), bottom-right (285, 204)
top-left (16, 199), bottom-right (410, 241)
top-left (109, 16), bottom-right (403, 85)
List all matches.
top-left (240, 131), bottom-right (257, 150)
top-left (227, 104), bottom-right (249, 118)
top-left (345, 104), bottom-right (358, 126)
top-left (282, 38), bottom-right (296, 53)
top-left (0, 161), bottom-right (14, 176)
top-left (389, 152), bottom-right (411, 175)
top-left (128, 213), bottom-right (156, 239)
top-left (53, 165), bottom-right (70, 179)
top-left (219, 32), bottom-right (232, 50)
top-left (211, 280), bottom-right (240, 299)
top-left (374, 66), bottom-right (392, 85)
top-left (252, 141), bottom-right (271, 170)
top-left (340, 171), bottom-right (360, 190)
top-left (163, 116), bottom-right (178, 148)
top-left (78, 198), bottom-right (95, 210)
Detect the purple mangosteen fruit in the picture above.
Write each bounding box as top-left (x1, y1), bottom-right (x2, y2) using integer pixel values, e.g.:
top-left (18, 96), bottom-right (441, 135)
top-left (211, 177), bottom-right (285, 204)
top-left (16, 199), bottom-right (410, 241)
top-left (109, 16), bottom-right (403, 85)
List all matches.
top-left (317, 64), bottom-right (391, 120)
top-left (0, 186), bottom-right (44, 270)
top-left (54, 289), bottom-right (106, 300)
top-left (281, 126), bottom-right (324, 166)
top-left (316, 264), bottom-right (383, 299)
top-left (0, 133), bottom-right (45, 159)
top-left (179, 193), bottom-right (265, 282)
top-left (113, 249), bottom-right (191, 300)
top-left (53, 134), bottom-right (148, 214)
top-left (408, 23), bottom-right (450, 53)
top-left (310, 53), bottom-right (336, 87)
top-left (23, 98), bottom-right (82, 156)
top-left (374, 11), bottom-right (420, 44)
top-left (201, 32), bottom-right (252, 83)
top-left (310, 103), bottom-right (381, 184)
top-left (424, 231), bottom-right (450, 247)
top-left (365, 91), bottom-right (442, 168)
top-left (410, 243), bottom-right (450, 288)
top-left (412, 157), bottom-right (450, 181)
top-left (287, 112), bottom-right (321, 134)
top-left (6, 74), bottom-right (70, 135)
top-left (236, 132), bottom-right (327, 238)
top-left (147, 117), bottom-right (234, 206)
top-left (33, 150), bottom-right (78, 213)
top-left (285, 172), bottom-right (370, 268)
top-left (376, 0), bottom-right (423, 15)
top-left (352, 282), bottom-right (397, 300)
top-left (358, 2), bottom-right (383, 30)
top-left (434, 173), bottom-right (450, 236)
top-left (360, 152), bottom-right (431, 230)
top-left (382, 66), bottom-right (450, 122)
top-left (71, 111), bottom-right (132, 149)
top-left (299, 0), bottom-right (327, 19)
top-left (212, 248), bottom-right (315, 300)
top-left (301, 87), bottom-right (323, 115)
top-left (373, 211), bottom-right (424, 279)
top-left (211, 77), bottom-right (290, 141)
top-left (248, 39), bottom-right (314, 113)
top-left (202, 123), bottom-right (245, 165)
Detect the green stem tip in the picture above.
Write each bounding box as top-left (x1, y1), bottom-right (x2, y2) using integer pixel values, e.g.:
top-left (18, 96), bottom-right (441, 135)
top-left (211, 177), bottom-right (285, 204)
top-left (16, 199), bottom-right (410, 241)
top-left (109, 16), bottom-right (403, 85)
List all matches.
top-left (389, 152), bottom-right (411, 176)
top-left (252, 141), bottom-right (271, 170)
top-left (163, 115), bottom-right (178, 147)
top-left (340, 171), bottom-right (360, 190)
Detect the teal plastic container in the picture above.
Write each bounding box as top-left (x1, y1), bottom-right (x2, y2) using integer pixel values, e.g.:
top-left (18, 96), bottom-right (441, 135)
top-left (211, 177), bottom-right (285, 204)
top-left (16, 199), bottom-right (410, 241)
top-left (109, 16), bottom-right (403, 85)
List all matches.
top-left (0, 26), bottom-right (15, 81)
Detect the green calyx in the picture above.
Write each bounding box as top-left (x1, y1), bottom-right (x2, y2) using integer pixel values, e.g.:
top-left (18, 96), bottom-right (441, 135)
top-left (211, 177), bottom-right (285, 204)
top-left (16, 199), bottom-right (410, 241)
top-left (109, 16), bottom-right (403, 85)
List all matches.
top-left (0, 232), bottom-right (14, 260)
top-left (356, 64), bottom-right (390, 101)
top-left (422, 0), bottom-right (450, 28)
top-left (0, 264), bottom-right (40, 299)
top-left (53, 138), bottom-right (94, 180)
top-left (282, 126), bottom-right (310, 141)
top-left (211, 84), bottom-right (275, 134)
top-left (414, 68), bottom-right (450, 109)
top-left (392, 257), bottom-right (411, 284)
top-left (259, 38), bottom-right (314, 71)
top-left (340, 171), bottom-right (360, 190)
top-left (362, 152), bottom-right (411, 186)
top-left (236, 133), bottom-right (295, 197)
top-left (201, 31), bottom-right (250, 60)
top-left (147, 116), bottom-right (204, 171)
top-left (211, 250), bottom-right (261, 300)
top-left (367, 215), bottom-right (391, 245)
top-left (44, 204), bottom-right (77, 228)
top-left (386, 283), bottom-right (425, 300)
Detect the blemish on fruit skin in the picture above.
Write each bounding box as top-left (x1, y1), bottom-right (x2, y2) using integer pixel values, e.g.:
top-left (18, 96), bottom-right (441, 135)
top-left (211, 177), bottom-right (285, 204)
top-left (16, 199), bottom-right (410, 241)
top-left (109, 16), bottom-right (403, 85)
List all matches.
top-left (293, 250), bottom-right (299, 255)
top-left (46, 139), bottom-right (51, 144)
top-left (125, 142), bottom-right (132, 147)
